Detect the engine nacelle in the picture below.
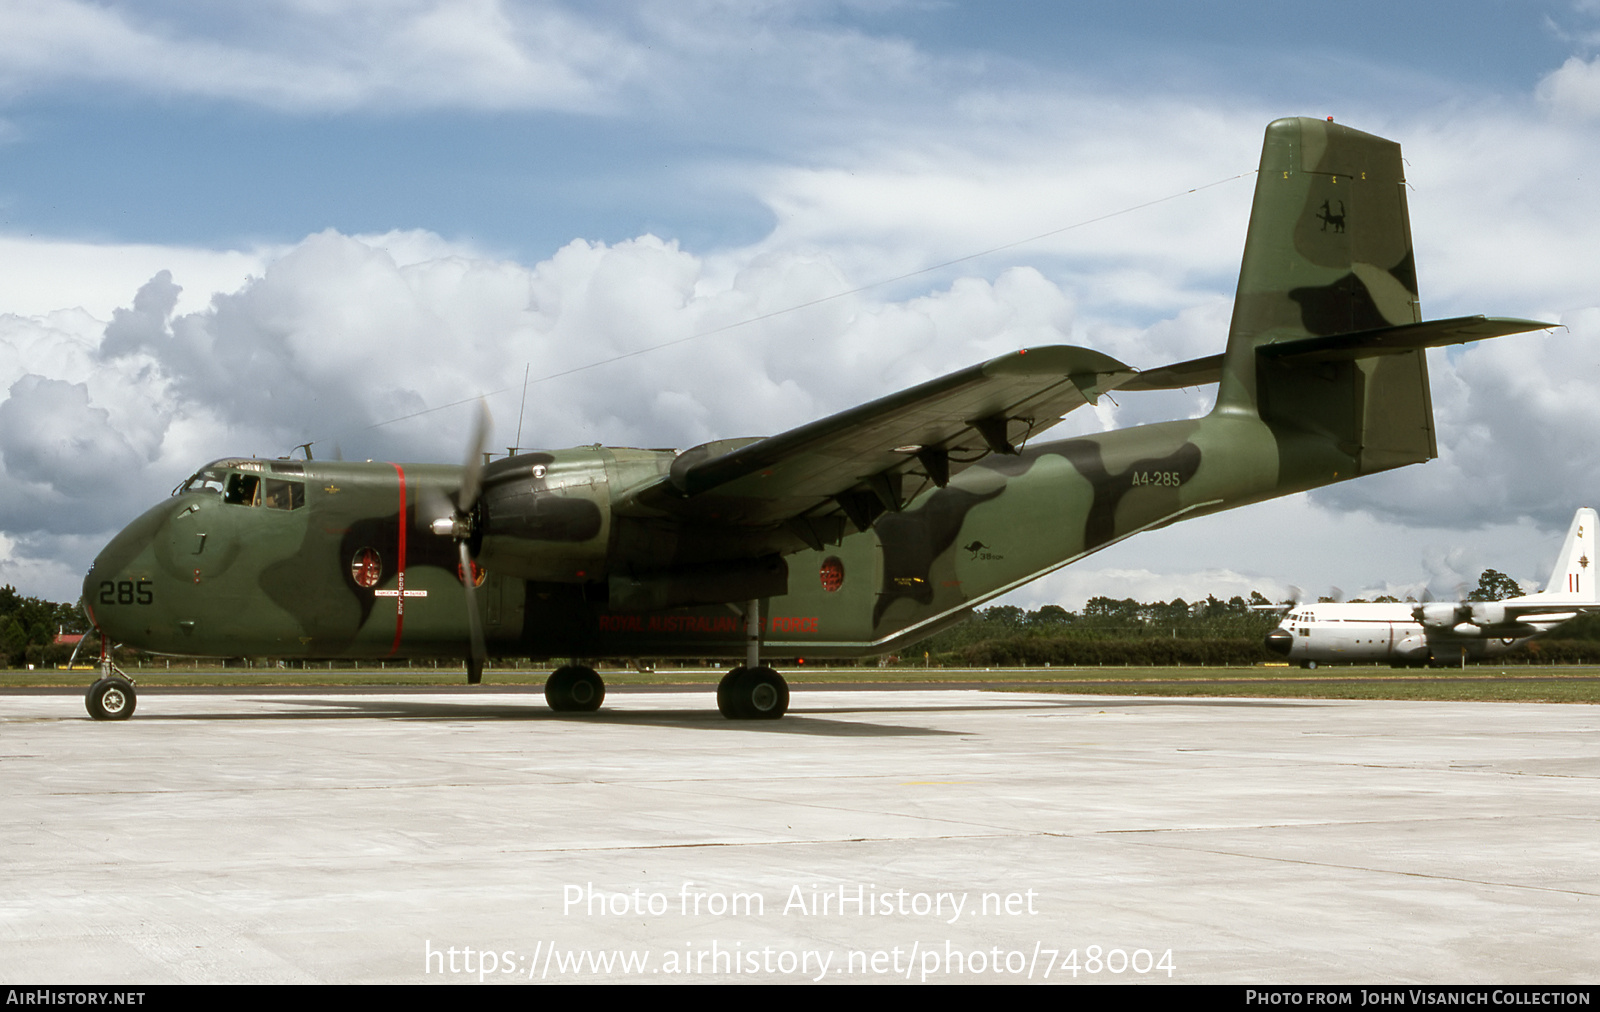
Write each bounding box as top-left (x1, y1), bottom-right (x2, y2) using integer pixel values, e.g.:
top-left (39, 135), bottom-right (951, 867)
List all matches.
top-left (1418, 603), bottom-right (1466, 628)
top-left (476, 452), bottom-right (611, 582)
top-left (1469, 602), bottom-right (1507, 627)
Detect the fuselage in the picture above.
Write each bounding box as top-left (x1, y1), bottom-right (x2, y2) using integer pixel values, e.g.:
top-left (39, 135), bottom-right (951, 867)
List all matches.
top-left (85, 408), bottom-right (1322, 663)
top-left (1264, 603), bottom-right (1539, 667)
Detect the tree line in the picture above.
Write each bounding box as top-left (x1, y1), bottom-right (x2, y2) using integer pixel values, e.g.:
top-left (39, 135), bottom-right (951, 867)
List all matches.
top-left (0, 585), bottom-right (92, 669)
top-left (909, 569), bottom-right (1600, 667)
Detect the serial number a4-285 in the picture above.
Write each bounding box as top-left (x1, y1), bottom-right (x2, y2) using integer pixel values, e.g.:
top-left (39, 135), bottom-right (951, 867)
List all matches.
top-left (1130, 471), bottom-right (1182, 487)
top-left (99, 578), bottom-right (154, 605)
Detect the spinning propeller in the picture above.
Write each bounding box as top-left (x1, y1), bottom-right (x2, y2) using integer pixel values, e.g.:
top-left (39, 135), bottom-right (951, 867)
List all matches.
top-left (425, 401), bottom-right (492, 683)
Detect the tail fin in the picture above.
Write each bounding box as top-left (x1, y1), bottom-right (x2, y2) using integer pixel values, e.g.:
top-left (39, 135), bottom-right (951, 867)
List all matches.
top-left (1540, 507), bottom-right (1598, 600)
top-left (1128, 118), bottom-right (1548, 484)
top-left (1216, 117), bottom-right (1435, 480)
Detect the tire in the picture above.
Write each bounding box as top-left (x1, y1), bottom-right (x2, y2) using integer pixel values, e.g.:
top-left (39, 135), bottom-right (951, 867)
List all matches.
top-left (717, 668), bottom-right (751, 719)
top-left (86, 678), bottom-right (137, 721)
top-left (717, 666), bottom-right (788, 720)
top-left (545, 665), bottom-right (604, 712)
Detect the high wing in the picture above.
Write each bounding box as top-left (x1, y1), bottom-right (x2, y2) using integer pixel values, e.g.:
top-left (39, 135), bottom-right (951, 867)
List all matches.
top-left (1412, 597), bottom-right (1600, 631)
top-left (617, 345), bottom-right (1137, 537)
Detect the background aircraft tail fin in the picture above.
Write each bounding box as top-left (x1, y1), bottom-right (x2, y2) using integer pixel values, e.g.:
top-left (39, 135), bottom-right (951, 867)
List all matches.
top-left (1216, 117), bottom-right (1436, 482)
top-left (1540, 507), bottom-right (1598, 600)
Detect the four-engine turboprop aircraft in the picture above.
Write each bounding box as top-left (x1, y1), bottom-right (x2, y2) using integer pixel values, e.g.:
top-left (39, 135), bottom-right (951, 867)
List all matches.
top-left (81, 117), bottom-right (1553, 721)
top-left (1264, 508), bottom-right (1600, 668)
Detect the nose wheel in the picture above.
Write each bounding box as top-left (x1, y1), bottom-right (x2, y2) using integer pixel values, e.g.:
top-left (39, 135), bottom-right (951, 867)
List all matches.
top-left (86, 676), bottom-right (137, 721)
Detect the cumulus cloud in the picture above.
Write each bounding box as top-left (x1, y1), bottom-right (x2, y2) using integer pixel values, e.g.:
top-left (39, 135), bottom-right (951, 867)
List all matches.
top-left (1537, 56), bottom-right (1600, 117)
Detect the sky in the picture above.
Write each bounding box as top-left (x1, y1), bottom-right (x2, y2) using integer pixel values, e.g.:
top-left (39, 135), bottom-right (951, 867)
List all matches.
top-left (3, 0), bottom-right (1600, 611)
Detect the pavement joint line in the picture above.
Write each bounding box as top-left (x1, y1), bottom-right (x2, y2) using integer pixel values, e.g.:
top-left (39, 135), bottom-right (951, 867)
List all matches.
top-left (1096, 838), bottom-right (1600, 898)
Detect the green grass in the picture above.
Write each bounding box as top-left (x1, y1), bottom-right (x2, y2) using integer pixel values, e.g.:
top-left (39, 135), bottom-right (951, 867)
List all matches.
top-left (7, 662), bottom-right (1600, 702)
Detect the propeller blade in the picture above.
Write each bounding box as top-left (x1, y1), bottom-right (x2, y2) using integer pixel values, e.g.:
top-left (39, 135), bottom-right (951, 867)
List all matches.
top-left (459, 540), bottom-right (486, 679)
top-left (460, 399), bottom-right (491, 513)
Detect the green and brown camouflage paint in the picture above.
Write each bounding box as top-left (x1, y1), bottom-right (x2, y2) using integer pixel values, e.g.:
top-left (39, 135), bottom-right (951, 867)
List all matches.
top-left (83, 119), bottom-right (1543, 664)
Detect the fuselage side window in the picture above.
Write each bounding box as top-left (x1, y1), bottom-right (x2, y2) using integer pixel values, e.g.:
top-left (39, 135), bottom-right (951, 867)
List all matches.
top-left (224, 472), bottom-right (261, 507)
top-left (263, 478), bottom-right (305, 511)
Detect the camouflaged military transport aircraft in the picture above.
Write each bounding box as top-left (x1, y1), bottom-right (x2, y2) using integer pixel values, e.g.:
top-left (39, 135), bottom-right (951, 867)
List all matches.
top-left (81, 117), bottom-right (1552, 722)
top-left (1265, 508), bottom-right (1600, 669)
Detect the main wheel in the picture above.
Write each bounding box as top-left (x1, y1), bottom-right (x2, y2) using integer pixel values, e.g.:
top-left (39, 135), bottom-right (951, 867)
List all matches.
top-left (545, 665), bottom-right (604, 712)
top-left (716, 666), bottom-right (788, 720)
top-left (86, 678), bottom-right (137, 721)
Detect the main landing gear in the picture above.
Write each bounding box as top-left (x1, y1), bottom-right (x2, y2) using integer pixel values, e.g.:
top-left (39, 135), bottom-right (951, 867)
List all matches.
top-left (545, 665), bottom-right (605, 712)
top-left (715, 596), bottom-right (790, 720)
top-left (85, 657), bottom-right (136, 721)
top-left (536, 598), bottom-right (792, 720)
top-left (716, 665), bottom-right (789, 720)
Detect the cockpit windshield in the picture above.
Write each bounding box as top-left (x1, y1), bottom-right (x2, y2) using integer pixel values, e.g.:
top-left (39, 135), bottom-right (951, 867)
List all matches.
top-left (176, 468), bottom-right (226, 496)
top-left (173, 459), bottom-right (304, 510)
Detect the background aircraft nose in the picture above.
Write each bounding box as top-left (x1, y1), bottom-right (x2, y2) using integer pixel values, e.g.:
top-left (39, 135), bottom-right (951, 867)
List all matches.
top-left (1263, 628), bottom-right (1293, 657)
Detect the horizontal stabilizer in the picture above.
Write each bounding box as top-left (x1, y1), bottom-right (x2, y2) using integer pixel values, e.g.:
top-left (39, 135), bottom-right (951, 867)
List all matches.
top-left (1122, 315), bottom-right (1552, 392)
top-left (1258, 315), bottom-right (1553, 362)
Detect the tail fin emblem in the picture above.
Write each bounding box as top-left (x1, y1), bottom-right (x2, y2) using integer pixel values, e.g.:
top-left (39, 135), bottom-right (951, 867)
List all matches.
top-left (1316, 199), bottom-right (1347, 233)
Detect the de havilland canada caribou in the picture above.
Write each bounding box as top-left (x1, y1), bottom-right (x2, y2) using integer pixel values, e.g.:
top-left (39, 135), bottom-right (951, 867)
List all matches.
top-left (81, 118), bottom-right (1552, 721)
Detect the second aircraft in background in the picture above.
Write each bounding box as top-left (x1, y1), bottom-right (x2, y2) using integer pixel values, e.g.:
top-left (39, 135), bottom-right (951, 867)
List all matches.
top-left (1264, 508), bottom-right (1600, 668)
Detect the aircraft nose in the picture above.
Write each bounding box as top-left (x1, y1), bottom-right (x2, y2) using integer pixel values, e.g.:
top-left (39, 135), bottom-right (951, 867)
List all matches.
top-left (83, 499), bottom-right (172, 640)
top-left (1263, 628), bottom-right (1293, 657)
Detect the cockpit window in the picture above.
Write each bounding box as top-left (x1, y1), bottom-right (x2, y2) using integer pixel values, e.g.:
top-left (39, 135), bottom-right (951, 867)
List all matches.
top-left (174, 459), bottom-right (307, 508)
top-left (263, 478), bottom-right (305, 511)
top-left (224, 472), bottom-right (261, 507)
top-left (177, 468), bottom-right (227, 496)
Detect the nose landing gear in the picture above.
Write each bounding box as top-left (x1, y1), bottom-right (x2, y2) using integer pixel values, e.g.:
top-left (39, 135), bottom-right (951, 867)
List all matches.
top-left (86, 655), bottom-right (137, 721)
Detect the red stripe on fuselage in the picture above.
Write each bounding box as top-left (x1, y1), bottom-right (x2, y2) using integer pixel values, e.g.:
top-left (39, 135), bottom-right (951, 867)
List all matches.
top-left (390, 463), bottom-right (408, 655)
